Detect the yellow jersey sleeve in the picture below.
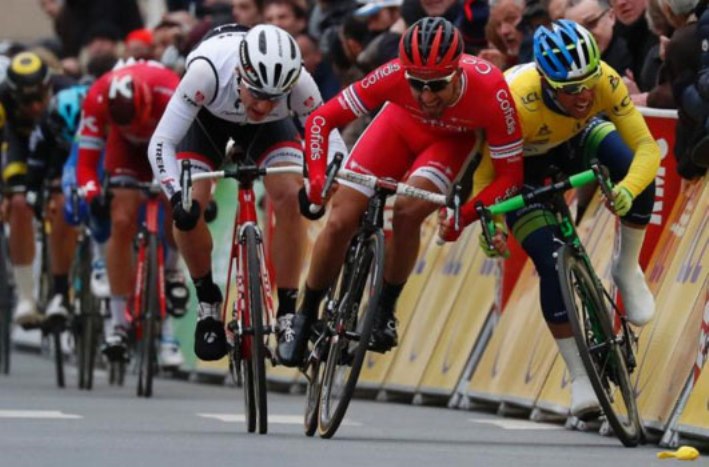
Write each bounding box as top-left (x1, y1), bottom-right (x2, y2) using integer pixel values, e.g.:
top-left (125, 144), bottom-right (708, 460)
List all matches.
top-left (596, 63), bottom-right (661, 197)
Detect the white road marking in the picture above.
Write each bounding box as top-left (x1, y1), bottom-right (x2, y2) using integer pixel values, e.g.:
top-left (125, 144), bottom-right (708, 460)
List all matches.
top-left (198, 413), bottom-right (362, 426)
top-left (470, 418), bottom-right (563, 430)
top-left (0, 410), bottom-right (82, 419)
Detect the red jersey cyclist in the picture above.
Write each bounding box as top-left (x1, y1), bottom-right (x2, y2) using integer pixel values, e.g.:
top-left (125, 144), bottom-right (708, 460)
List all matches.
top-left (77, 60), bottom-right (188, 367)
top-left (277, 17), bottom-right (525, 366)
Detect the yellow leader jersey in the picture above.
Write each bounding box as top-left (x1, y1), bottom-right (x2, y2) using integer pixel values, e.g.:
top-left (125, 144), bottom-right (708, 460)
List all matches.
top-left (476, 61), bottom-right (660, 198)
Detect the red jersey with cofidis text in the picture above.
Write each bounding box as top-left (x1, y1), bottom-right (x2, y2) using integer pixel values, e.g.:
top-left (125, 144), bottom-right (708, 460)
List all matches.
top-left (77, 61), bottom-right (179, 199)
top-left (304, 55), bottom-right (524, 219)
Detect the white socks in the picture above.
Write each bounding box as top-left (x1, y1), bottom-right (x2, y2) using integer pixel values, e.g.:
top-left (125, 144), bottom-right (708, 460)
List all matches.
top-left (109, 295), bottom-right (129, 329)
top-left (557, 337), bottom-right (599, 416)
top-left (612, 225), bottom-right (655, 326)
top-left (14, 264), bottom-right (35, 303)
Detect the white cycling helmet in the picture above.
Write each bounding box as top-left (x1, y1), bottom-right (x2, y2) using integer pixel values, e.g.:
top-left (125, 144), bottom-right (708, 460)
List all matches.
top-left (238, 24), bottom-right (302, 97)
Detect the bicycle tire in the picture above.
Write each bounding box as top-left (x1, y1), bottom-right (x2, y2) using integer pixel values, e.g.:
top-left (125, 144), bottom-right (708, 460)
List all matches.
top-left (0, 232), bottom-right (11, 375)
top-left (137, 234), bottom-right (159, 398)
top-left (244, 225), bottom-right (268, 434)
top-left (241, 352), bottom-right (257, 433)
top-left (558, 245), bottom-right (641, 447)
top-left (53, 329), bottom-right (65, 388)
top-left (318, 231), bottom-right (384, 439)
top-left (304, 348), bottom-right (324, 437)
top-left (77, 239), bottom-right (99, 390)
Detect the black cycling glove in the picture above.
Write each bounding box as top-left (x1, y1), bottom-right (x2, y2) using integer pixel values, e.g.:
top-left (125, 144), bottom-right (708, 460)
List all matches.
top-left (171, 192), bottom-right (201, 231)
top-left (298, 186), bottom-right (326, 221)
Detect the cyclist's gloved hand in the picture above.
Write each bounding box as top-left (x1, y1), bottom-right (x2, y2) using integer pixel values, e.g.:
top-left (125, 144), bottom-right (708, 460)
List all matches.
top-left (25, 190), bottom-right (43, 220)
top-left (203, 199), bottom-right (218, 223)
top-left (437, 207), bottom-right (463, 242)
top-left (478, 221), bottom-right (510, 258)
top-left (298, 186), bottom-right (325, 220)
top-left (610, 185), bottom-right (633, 217)
top-left (89, 191), bottom-right (112, 222)
top-left (170, 191), bottom-right (201, 231)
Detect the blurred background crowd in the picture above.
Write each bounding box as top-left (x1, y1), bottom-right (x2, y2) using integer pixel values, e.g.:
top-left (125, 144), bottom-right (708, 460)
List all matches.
top-left (1, 0), bottom-right (707, 174)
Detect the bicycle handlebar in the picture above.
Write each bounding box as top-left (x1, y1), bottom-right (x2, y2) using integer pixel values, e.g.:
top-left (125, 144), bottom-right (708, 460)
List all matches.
top-left (476, 162), bottom-right (613, 250)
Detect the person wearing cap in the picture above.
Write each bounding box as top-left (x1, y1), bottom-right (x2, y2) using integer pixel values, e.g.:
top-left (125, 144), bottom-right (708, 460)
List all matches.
top-left (124, 28), bottom-right (155, 61)
top-left (0, 51), bottom-right (75, 329)
top-left (353, 0), bottom-right (405, 71)
top-left (277, 17), bottom-right (524, 366)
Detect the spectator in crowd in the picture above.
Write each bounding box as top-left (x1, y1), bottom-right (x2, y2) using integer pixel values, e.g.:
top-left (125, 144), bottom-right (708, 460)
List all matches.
top-left (124, 29), bottom-right (155, 61)
top-left (659, 0), bottom-right (707, 175)
top-left (153, 20), bottom-right (188, 72)
top-left (565, 0), bottom-right (634, 76)
top-left (232, 0), bottom-right (265, 26)
top-left (612, 0), bottom-right (659, 91)
top-left (354, 0), bottom-right (404, 72)
top-left (296, 33), bottom-right (341, 100)
top-left (459, 0), bottom-right (491, 53)
top-left (478, 0), bottom-right (524, 70)
top-left (264, 0), bottom-right (308, 35)
top-left (308, 0), bottom-right (359, 55)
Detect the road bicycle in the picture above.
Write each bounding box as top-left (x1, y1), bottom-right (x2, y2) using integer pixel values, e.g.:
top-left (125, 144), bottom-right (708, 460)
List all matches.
top-left (301, 157), bottom-right (461, 439)
top-left (180, 159), bottom-right (305, 434)
top-left (476, 162), bottom-right (642, 447)
top-left (67, 189), bottom-right (105, 390)
top-left (0, 193), bottom-right (15, 375)
top-left (104, 180), bottom-right (168, 397)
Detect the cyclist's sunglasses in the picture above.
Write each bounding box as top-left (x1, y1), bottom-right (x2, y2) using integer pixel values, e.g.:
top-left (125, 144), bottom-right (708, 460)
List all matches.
top-left (546, 67), bottom-right (603, 95)
top-left (405, 70), bottom-right (456, 93)
top-left (243, 81), bottom-right (287, 101)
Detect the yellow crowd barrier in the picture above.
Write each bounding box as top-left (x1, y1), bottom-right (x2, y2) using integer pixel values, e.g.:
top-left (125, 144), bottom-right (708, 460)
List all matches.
top-left (633, 177), bottom-right (708, 431)
top-left (381, 223), bottom-right (496, 399)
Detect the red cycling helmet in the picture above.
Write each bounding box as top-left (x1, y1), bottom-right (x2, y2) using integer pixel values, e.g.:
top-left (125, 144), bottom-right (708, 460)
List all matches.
top-left (106, 69), bottom-right (152, 127)
top-left (399, 17), bottom-right (463, 75)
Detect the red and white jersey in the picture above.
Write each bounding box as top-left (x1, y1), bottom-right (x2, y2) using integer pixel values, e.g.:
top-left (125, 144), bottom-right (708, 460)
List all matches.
top-left (77, 61), bottom-right (179, 199)
top-left (304, 55), bottom-right (524, 220)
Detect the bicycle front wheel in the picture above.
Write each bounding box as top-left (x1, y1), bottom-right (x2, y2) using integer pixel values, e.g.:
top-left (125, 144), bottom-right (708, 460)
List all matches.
top-left (0, 230), bottom-right (12, 375)
top-left (558, 245), bottom-right (641, 447)
top-left (76, 239), bottom-right (99, 390)
top-left (137, 234), bottom-right (159, 398)
top-left (318, 231), bottom-right (384, 439)
top-left (243, 225), bottom-right (268, 434)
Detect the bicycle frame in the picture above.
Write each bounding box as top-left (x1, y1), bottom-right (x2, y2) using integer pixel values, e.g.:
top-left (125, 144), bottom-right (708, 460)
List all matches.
top-left (221, 174), bottom-right (276, 360)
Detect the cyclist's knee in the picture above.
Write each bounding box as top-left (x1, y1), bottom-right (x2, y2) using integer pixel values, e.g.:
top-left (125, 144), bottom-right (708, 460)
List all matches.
top-left (391, 197), bottom-right (434, 230)
top-left (324, 207), bottom-right (360, 239)
top-left (9, 194), bottom-right (32, 222)
top-left (622, 181), bottom-right (654, 226)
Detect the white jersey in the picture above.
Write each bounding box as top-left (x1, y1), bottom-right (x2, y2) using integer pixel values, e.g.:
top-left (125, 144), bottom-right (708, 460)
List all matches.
top-left (148, 25), bottom-right (347, 197)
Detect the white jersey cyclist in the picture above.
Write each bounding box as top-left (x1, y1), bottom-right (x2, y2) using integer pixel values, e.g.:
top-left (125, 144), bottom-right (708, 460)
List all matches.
top-left (148, 23), bottom-right (346, 198)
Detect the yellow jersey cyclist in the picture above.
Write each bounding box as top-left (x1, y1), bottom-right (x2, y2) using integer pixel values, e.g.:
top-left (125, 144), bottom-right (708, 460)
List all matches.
top-left (442, 20), bottom-right (660, 418)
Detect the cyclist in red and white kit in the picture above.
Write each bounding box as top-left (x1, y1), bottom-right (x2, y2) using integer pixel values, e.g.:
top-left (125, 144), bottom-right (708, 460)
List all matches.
top-left (77, 60), bottom-right (188, 367)
top-left (147, 24), bottom-right (347, 362)
top-left (277, 17), bottom-right (525, 366)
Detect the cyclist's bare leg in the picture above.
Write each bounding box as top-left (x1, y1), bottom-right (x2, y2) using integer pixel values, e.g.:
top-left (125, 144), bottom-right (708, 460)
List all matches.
top-left (8, 194), bottom-right (38, 321)
top-left (263, 167), bottom-right (304, 289)
top-left (47, 193), bottom-right (78, 312)
top-left (384, 176), bottom-right (440, 284)
top-left (305, 185), bottom-right (369, 291)
top-left (47, 193), bottom-right (77, 275)
top-left (108, 189), bottom-right (142, 296)
top-left (173, 179), bottom-right (212, 279)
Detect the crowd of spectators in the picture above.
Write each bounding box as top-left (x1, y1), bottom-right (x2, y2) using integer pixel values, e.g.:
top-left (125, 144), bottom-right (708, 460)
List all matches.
top-left (2, 0), bottom-right (707, 177)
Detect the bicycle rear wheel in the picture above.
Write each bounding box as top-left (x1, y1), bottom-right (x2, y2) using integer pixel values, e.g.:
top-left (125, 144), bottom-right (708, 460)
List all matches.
top-left (558, 245), bottom-right (641, 447)
top-left (76, 239), bottom-right (99, 390)
top-left (318, 231), bottom-right (384, 439)
top-left (243, 225), bottom-right (268, 434)
top-left (137, 234), bottom-right (159, 398)
top-left (0, 231), bottom-right (12, 375)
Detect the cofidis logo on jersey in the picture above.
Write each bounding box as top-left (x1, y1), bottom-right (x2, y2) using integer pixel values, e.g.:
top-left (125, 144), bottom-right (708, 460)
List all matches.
top-left (360, 62), bottom-right (401, 89)
top-left (309, 115), bottom-right (326, 160)
top-left (496, 89), bottom-right (517, 135)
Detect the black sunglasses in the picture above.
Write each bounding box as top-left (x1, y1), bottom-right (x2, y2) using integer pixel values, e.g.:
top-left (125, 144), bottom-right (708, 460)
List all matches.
top-left (243, 81), bottom-right (286, 101)
top-left (405, 71), bottom-right (456, 93)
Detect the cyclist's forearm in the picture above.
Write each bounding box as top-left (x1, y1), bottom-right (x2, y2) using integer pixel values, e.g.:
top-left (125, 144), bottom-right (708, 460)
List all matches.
top-left (613, 109), bottom-right (661, 197)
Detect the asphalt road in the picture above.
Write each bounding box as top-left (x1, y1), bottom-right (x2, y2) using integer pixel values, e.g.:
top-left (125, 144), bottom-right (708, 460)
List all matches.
top-left (0, 351), bottom-right (686, 467)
